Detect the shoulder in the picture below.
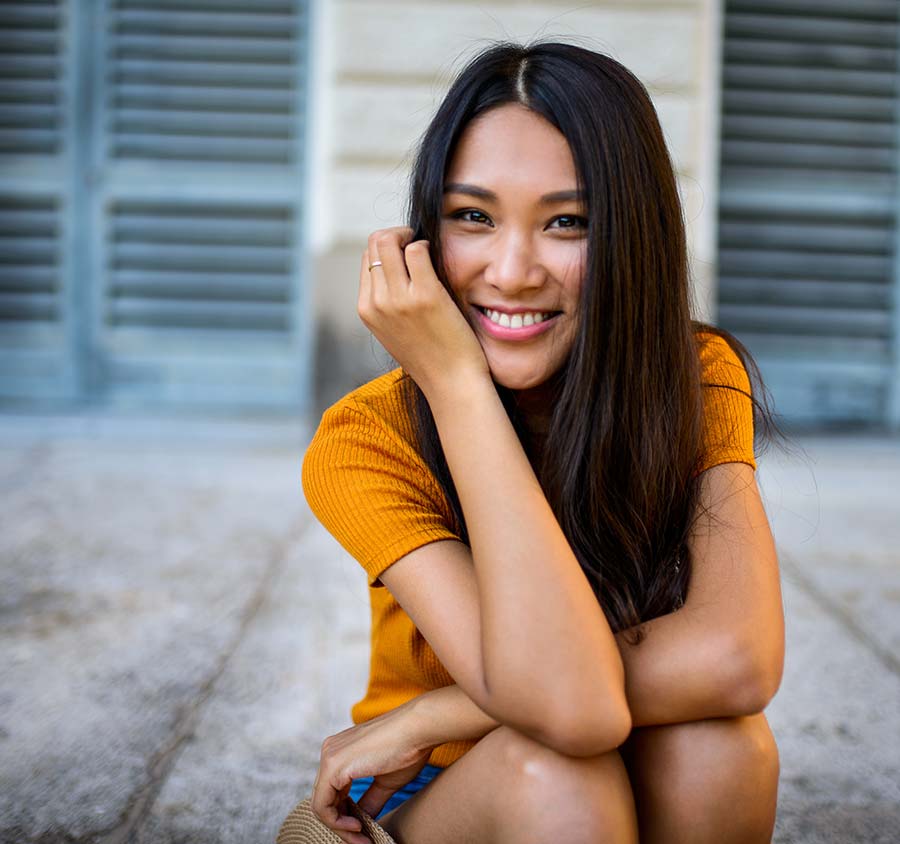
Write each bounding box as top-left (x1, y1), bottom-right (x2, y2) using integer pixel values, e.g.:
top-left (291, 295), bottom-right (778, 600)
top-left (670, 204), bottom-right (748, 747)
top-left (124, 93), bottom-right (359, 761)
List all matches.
top-left (301, 367), bottom-right (458, 585)
top-left (317, 366), bottom-right (410, 430)
top-left (302, 367), bottom-right (418, 492)
top-left (692, 329), bottom-right (757, 475)
top-left (695, 329), bottom-right (752, 395)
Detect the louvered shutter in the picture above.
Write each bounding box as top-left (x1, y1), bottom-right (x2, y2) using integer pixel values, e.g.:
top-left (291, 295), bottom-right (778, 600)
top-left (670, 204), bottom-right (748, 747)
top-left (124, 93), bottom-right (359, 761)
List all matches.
top-left (0, 0), bottom-right (77, 400)
top-left (92, 0), bottom-right (311, 407)
top-left (717, 0), bottom-right (899, 426)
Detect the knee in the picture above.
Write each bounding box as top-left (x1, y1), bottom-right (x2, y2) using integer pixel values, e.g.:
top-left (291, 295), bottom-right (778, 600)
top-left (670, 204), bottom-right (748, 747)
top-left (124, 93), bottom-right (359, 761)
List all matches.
top-left (624, 714), bottom-right (779, 839)
top-left (492, 724), bottom-right (608, 792)
top-left (687, 713), bottom-right (780, 792)
top-left (631, 713), bottom-right (778, 793)
top-left (487, 725), bottom-right (638, 840)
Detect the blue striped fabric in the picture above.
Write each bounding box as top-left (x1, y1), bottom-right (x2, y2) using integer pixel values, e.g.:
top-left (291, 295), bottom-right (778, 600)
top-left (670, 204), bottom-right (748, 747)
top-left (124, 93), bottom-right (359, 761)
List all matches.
top-left (348, 765), bottom-right (446, 820)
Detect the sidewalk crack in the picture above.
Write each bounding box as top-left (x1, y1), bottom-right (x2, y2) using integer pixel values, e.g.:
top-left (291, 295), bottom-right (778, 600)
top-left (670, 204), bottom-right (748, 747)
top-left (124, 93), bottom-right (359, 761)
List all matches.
top-left (781, 551), bottom-right (900, 679)
top-left (92, 518), bottom-right (307, 844)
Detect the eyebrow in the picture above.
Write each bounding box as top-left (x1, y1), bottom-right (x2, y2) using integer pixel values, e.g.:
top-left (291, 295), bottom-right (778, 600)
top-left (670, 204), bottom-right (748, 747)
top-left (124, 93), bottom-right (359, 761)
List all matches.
top-left (443, 182), bottom-right (586, 205)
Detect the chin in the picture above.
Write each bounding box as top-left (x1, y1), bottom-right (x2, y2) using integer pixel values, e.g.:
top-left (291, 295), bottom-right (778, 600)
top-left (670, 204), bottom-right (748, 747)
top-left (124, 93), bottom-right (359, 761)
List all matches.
top-left (487, 363), bottom-right (552, 392)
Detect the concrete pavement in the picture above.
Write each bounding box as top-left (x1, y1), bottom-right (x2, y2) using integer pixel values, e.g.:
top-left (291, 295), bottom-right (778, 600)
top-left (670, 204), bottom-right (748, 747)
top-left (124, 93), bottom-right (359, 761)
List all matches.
top-left (0, 412), bottom-right (897, 843)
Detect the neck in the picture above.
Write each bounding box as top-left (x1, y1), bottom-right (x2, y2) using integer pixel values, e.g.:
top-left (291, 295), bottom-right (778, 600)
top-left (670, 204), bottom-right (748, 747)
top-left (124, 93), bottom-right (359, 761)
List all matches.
top-left (511, 378), bottom-right (560, 462)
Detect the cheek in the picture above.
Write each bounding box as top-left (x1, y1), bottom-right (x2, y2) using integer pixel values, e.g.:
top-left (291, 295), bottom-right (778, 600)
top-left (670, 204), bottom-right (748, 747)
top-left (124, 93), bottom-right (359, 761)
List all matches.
top-left (440, 236), bottom-right (480, 298)
top-left (557, 242), bottom-right (586, 284)
top-left (558, 246), bottom-right (586, 304)
top-left (441, 233), bottom-right (484, 273)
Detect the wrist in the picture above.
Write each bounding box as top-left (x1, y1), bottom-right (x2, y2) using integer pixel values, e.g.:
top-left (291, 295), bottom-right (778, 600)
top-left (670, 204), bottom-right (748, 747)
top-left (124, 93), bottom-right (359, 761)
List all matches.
top-left (405, 684), bottom-right (503, 748)
top-left (404, 690), bottom-right (447, 749)
top-left (418, 366), bottom-right (495, 413)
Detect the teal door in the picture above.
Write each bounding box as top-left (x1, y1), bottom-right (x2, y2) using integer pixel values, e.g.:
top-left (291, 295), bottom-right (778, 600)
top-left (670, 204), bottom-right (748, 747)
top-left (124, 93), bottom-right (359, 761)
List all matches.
top-left (0, 0), bottom-right (313, 410)
top-left (717, 0), bottom-right (900, 429)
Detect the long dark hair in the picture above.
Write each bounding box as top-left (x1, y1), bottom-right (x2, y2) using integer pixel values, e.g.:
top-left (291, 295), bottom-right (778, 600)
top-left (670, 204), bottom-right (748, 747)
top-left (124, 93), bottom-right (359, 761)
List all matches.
top-left (397, 41), bottom-right (789, 643)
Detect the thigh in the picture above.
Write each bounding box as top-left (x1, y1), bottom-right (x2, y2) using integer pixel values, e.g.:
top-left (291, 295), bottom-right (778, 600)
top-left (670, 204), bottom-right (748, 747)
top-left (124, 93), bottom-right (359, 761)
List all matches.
top-left (620, 713), bottom-right (780, 844)
top-left (377, 725), bottom-right (638, 844)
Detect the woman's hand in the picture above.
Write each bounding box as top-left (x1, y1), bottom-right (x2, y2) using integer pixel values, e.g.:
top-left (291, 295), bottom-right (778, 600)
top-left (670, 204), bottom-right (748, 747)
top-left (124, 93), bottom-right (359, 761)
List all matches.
top-left (358, 226), bottom-right (490, 397)
top-left (310, 701), bottom-right (437, 843)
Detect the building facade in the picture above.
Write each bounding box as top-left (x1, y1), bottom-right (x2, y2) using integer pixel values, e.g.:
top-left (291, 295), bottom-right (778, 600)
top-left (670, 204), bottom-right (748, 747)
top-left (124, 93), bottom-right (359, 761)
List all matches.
top-left (1, 0), bottom-right (898, 428)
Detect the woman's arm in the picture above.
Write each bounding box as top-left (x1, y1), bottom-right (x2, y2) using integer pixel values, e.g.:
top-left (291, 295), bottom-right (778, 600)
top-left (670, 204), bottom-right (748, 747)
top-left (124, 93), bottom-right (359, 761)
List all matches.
top-left (615, 461), bottom-right (785, 726)
top-left (407, 682), bottom-right (502, 747)
top-left (362, 231), bottom-right (630, 756)
top-left (402, 461), bottom-right (783, 746)
top-left (419, 372), bottom-right (631, 754)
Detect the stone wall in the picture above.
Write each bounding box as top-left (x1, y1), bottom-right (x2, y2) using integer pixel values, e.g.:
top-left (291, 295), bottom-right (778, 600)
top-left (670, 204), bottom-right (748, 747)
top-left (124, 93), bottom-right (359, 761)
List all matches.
top-left (306, 0), bottom-right (722, 411)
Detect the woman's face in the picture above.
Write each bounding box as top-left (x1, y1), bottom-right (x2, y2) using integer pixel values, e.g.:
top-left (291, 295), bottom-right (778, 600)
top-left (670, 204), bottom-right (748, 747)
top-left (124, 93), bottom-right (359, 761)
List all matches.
top-left (440, 103), bottom-right (587, 395)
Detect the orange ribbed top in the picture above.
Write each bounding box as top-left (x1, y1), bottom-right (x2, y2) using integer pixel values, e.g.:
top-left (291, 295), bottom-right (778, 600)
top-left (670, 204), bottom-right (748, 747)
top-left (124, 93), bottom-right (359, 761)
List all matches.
top-left (301, 331), bottom-right (756, 769)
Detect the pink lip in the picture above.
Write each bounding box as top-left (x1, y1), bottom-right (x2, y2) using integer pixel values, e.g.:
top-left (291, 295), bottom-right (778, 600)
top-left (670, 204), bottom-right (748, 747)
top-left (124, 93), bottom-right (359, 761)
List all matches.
top-left (477, 303), bottom-right (558, 315)
top-left (473, 306), bottom-right (560, 341)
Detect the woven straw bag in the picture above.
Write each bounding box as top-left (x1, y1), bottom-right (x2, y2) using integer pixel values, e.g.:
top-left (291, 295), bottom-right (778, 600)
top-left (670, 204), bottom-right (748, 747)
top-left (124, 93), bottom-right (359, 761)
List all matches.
top-left (276, 796), bottom-right (398, 844)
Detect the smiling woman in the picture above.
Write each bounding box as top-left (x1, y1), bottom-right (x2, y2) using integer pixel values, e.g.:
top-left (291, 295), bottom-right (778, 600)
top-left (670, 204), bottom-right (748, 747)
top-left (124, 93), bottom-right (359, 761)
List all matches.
top-left (285, 40), bottom-right (790, 844)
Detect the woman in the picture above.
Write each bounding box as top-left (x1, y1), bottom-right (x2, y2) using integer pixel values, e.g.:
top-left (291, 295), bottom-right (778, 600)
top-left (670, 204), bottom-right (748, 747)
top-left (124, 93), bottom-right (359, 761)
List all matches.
top-left (301, 41), bottom-right (786, 843)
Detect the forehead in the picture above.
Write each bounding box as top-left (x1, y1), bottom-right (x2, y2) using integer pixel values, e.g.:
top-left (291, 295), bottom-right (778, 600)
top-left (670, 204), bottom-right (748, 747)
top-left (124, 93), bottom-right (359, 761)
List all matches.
top-left (445, 104), bottom-right (578, 192)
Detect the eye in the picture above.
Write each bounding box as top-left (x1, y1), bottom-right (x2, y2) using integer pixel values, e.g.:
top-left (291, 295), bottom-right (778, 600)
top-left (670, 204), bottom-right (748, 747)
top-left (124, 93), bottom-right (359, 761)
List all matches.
top-left (451, 209), bottom-right (493, 226)
top-left (548, 215), bottom-right (588, 231)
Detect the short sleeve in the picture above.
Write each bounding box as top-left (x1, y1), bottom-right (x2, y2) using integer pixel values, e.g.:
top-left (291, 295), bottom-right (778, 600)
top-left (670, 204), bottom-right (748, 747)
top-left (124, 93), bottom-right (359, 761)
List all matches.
top-left (301, 400), bottom-right (460, 587)
top-left (696, 334), bottom-right (757, 475)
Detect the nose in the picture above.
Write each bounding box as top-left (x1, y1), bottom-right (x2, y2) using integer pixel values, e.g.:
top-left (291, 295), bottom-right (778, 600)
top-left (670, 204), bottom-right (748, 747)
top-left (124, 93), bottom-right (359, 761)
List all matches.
top-left (483, 229), bottom-right (545, 295)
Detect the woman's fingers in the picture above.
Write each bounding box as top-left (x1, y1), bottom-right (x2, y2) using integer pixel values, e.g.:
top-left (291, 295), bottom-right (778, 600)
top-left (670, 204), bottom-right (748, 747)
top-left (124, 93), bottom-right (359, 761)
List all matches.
top-left (358, 250), bottom-right (372, 314)
top-left (336, 796), bottom-right (375, 844)
top-left (403, 239), bottom-right (434, 288)
top-left (353, 781), bottom-right (392, 821)
top-left (311, 766), bottom-right (368, 842)
top-left (357, 224), bottom-right (487, 388)
top-left (367, 227), bottom-right (416, 298)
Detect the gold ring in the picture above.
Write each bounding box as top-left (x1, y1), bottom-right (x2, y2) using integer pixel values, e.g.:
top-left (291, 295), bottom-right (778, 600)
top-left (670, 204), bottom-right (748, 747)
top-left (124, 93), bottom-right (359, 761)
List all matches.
top-left (368, 260), bottom-right (383, 271)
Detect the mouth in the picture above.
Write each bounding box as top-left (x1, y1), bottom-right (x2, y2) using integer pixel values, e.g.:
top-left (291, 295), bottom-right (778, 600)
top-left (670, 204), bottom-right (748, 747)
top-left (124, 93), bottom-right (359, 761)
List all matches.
top-left (474, 305), bottom-right (563, 328)
top-left (472, 305), bottom-right (562, 340)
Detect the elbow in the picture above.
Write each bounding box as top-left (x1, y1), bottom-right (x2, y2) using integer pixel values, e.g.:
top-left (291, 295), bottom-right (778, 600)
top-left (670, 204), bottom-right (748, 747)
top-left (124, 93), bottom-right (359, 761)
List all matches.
top-left (727, 636), bottom-right (785, 716)
top-left (545, 697), bottom-right (633, 758)
top-left (484, 660), bottom-right (632, 757)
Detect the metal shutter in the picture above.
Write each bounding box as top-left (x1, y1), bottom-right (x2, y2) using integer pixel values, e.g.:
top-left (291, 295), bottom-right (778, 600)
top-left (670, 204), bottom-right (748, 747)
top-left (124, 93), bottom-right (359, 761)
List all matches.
top-left (0, 0), bottom-right (312, 410)
top-left (93, 0), bottom-right (311, 408)
top-left (717, 0), bottom-right (899, 427)
top-left (0, 0), bottom-right (77, 401)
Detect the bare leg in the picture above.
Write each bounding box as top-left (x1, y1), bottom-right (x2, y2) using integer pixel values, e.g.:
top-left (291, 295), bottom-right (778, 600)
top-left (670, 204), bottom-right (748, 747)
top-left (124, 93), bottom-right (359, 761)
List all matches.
top-left (377, 724), bottom-right (638, 844)
top-left (620, 712), bottom-right (780, 844)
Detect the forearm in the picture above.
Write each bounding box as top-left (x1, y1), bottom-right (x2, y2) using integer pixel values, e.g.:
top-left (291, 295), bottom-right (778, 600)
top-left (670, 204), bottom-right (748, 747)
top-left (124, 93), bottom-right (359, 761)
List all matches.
top-left (407, 616), bottom-right (746, 746)
top-left (408, 683), bottom-right (502, 748)
top-left (422, 374), bottom-right (628, 742)
top-left (615, 607), bottom-right (750, 727)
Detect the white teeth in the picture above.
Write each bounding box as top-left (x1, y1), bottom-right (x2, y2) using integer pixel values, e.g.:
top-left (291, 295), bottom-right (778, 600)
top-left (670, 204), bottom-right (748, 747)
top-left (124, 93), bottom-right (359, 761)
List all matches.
top-left (483, 307), bottom-right (555, 328)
